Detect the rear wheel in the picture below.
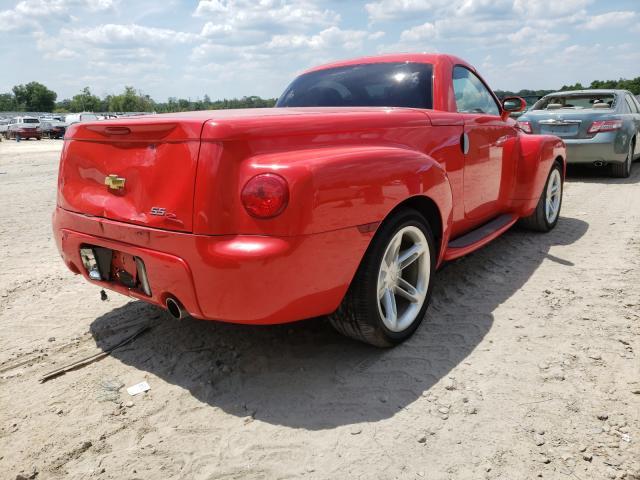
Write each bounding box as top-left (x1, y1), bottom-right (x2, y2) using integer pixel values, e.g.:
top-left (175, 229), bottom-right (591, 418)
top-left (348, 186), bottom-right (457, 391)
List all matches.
top-left (328, 209), bottom-right (436, 347)
top-left (612, 139), bottom-right (634, 178)
top-left (519, 162), bottom-right (563, 232)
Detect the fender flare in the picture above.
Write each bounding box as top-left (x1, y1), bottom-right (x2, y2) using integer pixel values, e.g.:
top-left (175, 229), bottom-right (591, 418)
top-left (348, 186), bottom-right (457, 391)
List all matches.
top-left (514, 134), bottom-right (566, 216)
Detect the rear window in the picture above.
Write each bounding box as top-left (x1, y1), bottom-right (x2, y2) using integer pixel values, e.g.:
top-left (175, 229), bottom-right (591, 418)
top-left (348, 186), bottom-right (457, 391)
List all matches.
top-left (276, 62), bottom-right (433, 109)
top-left (23, 118), bottom-right (39, 123)
top-left (533, 94), bottom-right (616, 110)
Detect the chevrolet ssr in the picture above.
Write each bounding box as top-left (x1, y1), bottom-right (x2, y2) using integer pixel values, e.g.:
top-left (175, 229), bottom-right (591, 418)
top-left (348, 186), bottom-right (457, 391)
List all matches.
top-left (53, 54), bottom-right (566, 347)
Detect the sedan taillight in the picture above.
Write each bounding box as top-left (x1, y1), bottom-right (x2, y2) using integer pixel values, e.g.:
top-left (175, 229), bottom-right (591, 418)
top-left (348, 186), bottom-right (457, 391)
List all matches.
top-left (517, 121), bottom-right (532, 134)
top-left (588, 120), bottom-right (623, 134)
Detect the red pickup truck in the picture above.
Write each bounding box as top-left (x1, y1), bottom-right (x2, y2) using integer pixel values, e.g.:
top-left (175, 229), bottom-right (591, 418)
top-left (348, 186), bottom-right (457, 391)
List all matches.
top-left (53, 53), bottom-right (566, 347)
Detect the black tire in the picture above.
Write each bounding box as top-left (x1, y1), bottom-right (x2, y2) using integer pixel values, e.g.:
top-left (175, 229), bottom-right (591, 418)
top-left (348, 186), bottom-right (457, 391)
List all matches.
top-left (328, 208), bottom-right (436, 347)
top-left (612, 139), bottom-right (634, 178)
top-left (518, 161), bottom-right (563, 232)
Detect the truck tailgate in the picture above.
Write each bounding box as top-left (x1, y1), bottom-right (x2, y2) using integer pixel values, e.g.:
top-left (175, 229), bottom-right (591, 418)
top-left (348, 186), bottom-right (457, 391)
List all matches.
top-left (57, 119), bottom-right (205, 232)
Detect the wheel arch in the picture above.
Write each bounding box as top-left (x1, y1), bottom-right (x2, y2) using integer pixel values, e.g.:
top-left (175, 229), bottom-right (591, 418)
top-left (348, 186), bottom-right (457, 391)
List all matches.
top-left (380, 195), bottom-right (445, 261)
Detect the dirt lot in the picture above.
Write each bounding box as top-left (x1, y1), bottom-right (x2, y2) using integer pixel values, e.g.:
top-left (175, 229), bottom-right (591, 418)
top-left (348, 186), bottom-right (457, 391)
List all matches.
top-left (0, 139), bottom-right (639, 480)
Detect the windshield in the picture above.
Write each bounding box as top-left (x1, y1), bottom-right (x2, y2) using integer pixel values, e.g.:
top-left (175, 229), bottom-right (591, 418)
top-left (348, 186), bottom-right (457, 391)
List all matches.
top-left (533, 94), bottom-right (616, 110)
top-left (276, 62), bottom-right (433, 109)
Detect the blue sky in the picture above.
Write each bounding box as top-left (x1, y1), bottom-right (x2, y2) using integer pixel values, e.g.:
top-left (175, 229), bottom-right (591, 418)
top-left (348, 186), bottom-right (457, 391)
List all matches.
top-left (1, 0), bottom-right (638, 102)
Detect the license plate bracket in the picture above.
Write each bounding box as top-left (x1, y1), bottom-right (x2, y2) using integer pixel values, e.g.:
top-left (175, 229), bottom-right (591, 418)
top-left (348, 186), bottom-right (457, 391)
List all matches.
top-left (79, 245), bottom-right (151, 296)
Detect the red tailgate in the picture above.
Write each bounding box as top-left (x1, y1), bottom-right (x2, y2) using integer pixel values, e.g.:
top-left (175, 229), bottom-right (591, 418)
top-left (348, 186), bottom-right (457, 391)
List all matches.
top-left (58, 119), bottom-right (205, 232)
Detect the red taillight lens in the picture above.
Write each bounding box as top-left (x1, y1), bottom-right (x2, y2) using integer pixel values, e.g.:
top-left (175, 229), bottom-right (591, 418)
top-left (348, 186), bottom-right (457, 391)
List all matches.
top-left (588, 119), bottom-right (623, 134)
top-left (517, 121), bottom-right (532, 134)
top-left (241, 173), bottom-right (289, 218)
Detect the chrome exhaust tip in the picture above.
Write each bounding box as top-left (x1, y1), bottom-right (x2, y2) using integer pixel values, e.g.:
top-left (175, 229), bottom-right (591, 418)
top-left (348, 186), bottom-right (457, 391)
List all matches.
top-left (593, 161), bottom-right (604, 167)
top-left (166, 297), bottom-right (187, 320)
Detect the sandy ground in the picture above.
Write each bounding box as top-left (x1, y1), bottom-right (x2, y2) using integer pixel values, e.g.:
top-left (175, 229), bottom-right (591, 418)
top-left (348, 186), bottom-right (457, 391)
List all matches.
top-left (0, 139), bottom-right (639, 480)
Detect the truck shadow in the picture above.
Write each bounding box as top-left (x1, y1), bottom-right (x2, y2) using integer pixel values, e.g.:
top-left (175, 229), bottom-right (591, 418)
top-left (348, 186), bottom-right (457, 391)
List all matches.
top-left (90, 216), bottom-right (588, 430)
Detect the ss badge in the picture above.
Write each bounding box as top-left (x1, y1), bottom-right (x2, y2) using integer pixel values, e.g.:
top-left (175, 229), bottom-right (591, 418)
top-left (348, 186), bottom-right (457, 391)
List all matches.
top-left (150, 207), bottom-right (166, 216)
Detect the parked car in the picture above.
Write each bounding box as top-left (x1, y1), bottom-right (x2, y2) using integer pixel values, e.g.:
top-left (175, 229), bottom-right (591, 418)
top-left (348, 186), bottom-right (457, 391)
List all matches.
top-left (0, 119), bottom-right (9, 136)
top-left (6, 116), bottom-right (41, 140)
top-left (53, 53), bottom-right (566, 347)
top-left (40, 120), bottom-right (66, 139)
top-left (518, 90), bottom-right (640, 177)
top-left (64, 112), bottom-right (98, 125)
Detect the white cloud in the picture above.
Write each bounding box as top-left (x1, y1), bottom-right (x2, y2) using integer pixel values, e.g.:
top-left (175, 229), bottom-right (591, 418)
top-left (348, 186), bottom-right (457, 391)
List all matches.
top-left (400, 22), bottom-right (436, 42)
top-left (513, 0), bottom-right (592, 17)
top-left (194, 0), bottom-right (339, 30)
top-left (366, 0), bottom-right (446, 22)
top-left (583, 11), bottom-right (637, 29)
top-left (58, 24), bottom-right (199, 47)
top-left (368, 31), bottom-right (386, 40)
top-left (507, 26), bottom-right (568, 45)
top-left (0, 0), bottom-right (119, 32)
top-left (266, 26), bottom-right (368, 52)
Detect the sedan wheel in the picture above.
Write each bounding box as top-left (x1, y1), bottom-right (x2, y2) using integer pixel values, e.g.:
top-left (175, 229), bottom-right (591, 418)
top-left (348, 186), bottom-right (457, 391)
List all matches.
top-left (329, 209), bottom-right (435, 347)
top-left (612, 140), bottom-right (633, 178)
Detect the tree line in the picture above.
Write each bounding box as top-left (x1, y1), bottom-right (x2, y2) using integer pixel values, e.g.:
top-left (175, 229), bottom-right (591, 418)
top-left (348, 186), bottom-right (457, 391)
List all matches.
top-left (0, 83), bottom-right (277, 113)
top-left (1, 77), bottom-right (639, 114)
top-left (495, 77), bottom-right (640, 99)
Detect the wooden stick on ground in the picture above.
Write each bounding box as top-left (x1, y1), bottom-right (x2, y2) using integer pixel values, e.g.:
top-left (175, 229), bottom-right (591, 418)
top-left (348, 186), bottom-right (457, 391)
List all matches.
top-left (39, 325), bottom-right (151, 383)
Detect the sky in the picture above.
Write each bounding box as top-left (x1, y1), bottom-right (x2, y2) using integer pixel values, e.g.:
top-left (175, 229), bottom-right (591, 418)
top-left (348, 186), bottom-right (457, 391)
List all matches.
top-left (0, 0), bottom-right (639, 102)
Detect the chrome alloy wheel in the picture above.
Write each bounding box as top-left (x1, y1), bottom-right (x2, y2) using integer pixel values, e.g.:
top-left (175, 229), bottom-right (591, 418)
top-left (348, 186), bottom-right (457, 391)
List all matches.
top-left (376, 226), bottom-right (430, 332)
top-left (545, 169), bottom-right (562, 224)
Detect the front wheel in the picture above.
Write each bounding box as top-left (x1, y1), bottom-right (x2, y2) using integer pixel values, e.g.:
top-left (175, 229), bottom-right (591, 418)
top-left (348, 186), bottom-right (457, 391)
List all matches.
top-left (518, 162), bottom-right (563, 232)
top-left (329, 209), bottom-right (436, 347)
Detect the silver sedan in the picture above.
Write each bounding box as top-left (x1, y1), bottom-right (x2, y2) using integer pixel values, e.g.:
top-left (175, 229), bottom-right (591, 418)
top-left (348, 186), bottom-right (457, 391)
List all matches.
top-left (517, 89), bottom-right (640, 178)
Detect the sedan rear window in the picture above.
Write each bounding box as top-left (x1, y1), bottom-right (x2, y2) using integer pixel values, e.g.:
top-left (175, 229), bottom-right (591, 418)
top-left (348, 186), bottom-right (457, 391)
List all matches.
top-left (276, 62), bottom-right (433, 109)
top-left (533, 94), bottom-right (616, 110)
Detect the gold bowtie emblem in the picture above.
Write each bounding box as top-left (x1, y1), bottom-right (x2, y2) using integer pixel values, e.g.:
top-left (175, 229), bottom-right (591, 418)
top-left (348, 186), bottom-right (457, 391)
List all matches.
top-left (105, 174), bottom-right (126, 190)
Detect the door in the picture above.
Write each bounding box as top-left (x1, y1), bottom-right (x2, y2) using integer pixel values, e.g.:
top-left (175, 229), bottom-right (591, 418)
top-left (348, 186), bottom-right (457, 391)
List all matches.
top-left (452, 66), bottom-right (518, 220)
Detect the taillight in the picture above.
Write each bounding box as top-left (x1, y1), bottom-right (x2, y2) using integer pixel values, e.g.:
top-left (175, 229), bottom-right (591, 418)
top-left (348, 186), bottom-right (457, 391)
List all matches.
top-left (588, 120), bottom-right (623, 134)
top-left (517, 121), bottom-right (532, 134)
top-left (241, 173), bottom-right (289, 218)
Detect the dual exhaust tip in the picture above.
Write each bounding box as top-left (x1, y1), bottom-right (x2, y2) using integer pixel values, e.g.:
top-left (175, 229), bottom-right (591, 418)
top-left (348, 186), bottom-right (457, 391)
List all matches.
top-left (165, 297), bottom-right (187, 320)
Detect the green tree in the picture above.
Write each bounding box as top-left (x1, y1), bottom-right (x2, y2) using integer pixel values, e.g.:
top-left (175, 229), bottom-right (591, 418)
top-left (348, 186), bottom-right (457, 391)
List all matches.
top-left (70, 87), bottom-right (101, 112)
top-left (108, 86), bottom-right (155, 112)
top-left (0, 93), bottom-right (16, 111)
top-left (54, 98), bottom-right (72, 113)
top-left (12, 81), bottom-right (57, 112)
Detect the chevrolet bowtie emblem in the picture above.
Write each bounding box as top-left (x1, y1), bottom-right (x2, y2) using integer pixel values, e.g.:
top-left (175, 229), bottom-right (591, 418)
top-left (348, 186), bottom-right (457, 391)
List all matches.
top-left (105, 174), bottom-right (126, 190)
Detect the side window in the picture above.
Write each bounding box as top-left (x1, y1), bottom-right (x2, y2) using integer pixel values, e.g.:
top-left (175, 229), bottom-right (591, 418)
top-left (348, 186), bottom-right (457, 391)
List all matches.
top-left (452, 66), bottom-right (500, 116)
top-left (625, 95), bottom-right (639, 114)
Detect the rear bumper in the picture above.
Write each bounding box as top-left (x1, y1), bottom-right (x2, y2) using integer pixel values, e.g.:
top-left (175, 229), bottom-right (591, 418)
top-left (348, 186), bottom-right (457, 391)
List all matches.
top-left (52, 207), bottom-right (371, 324)
top-left (10, 129), bottom-right (41, 138)
top-left (564, 133), bottom-right (626, 164)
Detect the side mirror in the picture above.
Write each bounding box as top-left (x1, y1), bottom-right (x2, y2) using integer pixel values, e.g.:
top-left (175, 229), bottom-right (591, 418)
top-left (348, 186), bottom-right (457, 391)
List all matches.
top-left (501, 97), bottom-right (527, 120)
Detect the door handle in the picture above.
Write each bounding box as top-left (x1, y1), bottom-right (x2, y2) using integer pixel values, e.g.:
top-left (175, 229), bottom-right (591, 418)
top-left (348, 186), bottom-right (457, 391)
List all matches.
top-left (460, 133), bottom-right (470, 154)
